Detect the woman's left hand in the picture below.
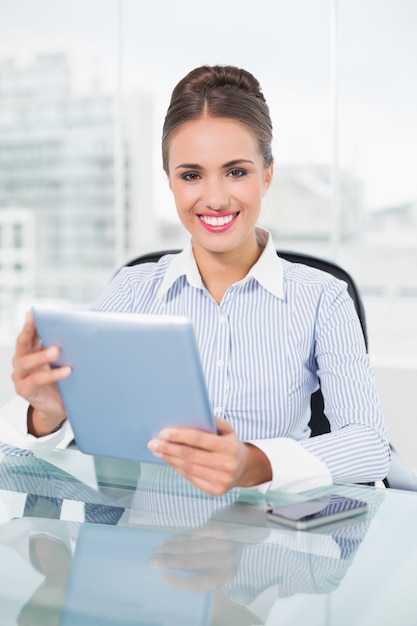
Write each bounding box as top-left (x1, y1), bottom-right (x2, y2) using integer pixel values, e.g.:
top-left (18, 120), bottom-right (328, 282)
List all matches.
top-left (147, 417), bottom-right (272, 496)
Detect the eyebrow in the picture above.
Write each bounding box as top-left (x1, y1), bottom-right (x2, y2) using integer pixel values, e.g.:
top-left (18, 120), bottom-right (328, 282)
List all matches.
top-left (175, 159), bottom-right (254, 171)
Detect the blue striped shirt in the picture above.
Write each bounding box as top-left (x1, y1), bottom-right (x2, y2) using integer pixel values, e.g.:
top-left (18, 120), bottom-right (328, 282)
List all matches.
top-left (93, 229), bottom-right (390, 485)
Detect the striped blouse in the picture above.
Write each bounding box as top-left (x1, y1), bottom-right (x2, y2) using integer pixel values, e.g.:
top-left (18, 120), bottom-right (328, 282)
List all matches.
top-left (92, 229), bottom-right (390, 487)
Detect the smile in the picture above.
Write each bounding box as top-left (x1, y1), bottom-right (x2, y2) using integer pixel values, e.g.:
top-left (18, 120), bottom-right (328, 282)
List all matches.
top-left (198, 212), bottom-right (239, 227)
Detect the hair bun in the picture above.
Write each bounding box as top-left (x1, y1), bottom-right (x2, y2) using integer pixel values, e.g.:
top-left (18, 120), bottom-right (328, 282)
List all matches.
top-left (171, 65), bottom-right (266, 103)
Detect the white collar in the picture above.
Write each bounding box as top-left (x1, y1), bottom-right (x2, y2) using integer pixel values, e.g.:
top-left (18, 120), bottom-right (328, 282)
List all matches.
top-left (157, 227), bottom-right (284, 300)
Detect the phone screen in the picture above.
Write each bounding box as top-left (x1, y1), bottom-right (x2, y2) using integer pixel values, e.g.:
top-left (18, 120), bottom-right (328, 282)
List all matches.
top-left (267, 494), bottom-right (368, 530)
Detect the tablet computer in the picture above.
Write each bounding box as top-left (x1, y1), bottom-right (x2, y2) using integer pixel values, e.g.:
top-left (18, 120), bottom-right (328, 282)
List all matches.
top-left (32, 307), bottom-right (216, 464)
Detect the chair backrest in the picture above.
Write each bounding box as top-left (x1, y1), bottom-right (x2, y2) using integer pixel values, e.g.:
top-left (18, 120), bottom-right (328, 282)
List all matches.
top-left (125, 248), bottom-right (417, 490)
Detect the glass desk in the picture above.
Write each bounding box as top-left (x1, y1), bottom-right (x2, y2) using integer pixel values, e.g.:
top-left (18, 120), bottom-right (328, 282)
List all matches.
top-left (1, 447), bottom-right (416, 625)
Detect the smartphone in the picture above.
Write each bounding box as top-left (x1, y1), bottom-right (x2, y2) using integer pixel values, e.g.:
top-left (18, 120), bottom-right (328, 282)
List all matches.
top-left (267, 494), bottom-right (368, 530)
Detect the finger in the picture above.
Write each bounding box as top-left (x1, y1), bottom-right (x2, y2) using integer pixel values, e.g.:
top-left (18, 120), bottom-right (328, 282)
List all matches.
top-left (152, 550), bottom-right (223, 571)
top-left (160, 573), bottom-right (212, 593)
top-left (154, 419), bottom-right (235, 450)
top-left (155, 533), bottom-right (200, 547)
top-left (148, 439), bottom-right (225, 471)
top-left (22, 365), bottom-right (72, 387)
top-left (12, 368), bottom-right (71, 404)
top-left (154, 537), bottom-right (224, 558)
top-left (161, 567), bottom-right (237, 592)
top-left (154, 424), bottom-right (237, 456)
top-left (12, 359), bottom-right (72, 400)
top-left (149, 429), bottom-right (239, 466)
top-left (166, 463), bottom-right (235, 496)
top-left (14, 312), bottom-right (40, 356)
top-left (13, 345), bottom-right (61, 377)
top-left (215, 416), bottom-right (235, 435)
top-left (159, 426), bottom-right (217, 449)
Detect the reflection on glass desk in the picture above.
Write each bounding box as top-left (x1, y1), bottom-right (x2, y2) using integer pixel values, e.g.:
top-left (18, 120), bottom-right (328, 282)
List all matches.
top-left (1, 447), bottom-right (417, 625)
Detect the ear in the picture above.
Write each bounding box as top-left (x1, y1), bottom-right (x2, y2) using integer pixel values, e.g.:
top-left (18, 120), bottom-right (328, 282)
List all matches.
top-left (264, 160), bottom-right (274, 193)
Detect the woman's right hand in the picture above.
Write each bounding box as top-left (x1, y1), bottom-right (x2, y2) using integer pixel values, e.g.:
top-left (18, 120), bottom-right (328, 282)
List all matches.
top-left (11, 312), bottom-right (72, 436)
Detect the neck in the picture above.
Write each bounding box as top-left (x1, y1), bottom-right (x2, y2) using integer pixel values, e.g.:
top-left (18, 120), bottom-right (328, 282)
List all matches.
top-left (192, 234), bottom-right (263, 304)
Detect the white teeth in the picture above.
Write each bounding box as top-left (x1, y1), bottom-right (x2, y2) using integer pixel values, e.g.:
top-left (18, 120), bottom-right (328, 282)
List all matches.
top-left (199, 213), bottom-right (236, 226)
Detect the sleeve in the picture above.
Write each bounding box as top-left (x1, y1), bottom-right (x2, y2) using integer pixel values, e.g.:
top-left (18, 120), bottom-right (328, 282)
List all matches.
top-left (300, 280), bottom-right (391, 483)
top-left (248, 437), bottom-right (332, 493)
top-left (0, 396), bottom-right (74, 455)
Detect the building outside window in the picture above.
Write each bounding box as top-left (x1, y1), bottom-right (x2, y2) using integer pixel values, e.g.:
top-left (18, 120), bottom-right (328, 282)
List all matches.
top-left (0, 0), bottom-right (416, 468)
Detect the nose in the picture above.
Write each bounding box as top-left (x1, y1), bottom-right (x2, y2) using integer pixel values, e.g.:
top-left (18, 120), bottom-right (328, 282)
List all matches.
top-left (202, 177), bottom-right (230, 212)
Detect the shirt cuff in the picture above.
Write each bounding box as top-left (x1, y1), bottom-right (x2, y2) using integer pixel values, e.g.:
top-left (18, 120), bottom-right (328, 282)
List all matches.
top-left (247, 437), bottom-right (333, 494)
top-left (0, 395), bottom-right (74, 454)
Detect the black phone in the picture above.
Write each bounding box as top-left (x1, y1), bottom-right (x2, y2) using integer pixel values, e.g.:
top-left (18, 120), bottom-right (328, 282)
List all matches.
top-left (267, 494), bottom-right (368, 530)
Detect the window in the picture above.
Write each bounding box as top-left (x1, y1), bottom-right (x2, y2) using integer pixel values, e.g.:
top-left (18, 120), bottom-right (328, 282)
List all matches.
top-left (0, 1), bottom-right (416, 363)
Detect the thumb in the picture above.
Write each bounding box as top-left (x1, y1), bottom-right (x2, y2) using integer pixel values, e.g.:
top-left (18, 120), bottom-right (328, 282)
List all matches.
top-left (214, 416), bottom-right (235, 436)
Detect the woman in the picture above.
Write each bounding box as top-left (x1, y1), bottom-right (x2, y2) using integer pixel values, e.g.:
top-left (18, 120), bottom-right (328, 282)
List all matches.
top-left (0, 65), bottom-right (390, 495)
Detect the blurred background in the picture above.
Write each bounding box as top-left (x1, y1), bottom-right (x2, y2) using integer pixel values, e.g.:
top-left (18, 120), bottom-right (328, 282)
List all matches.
top-left (0, 0), bottom-right (416, 470)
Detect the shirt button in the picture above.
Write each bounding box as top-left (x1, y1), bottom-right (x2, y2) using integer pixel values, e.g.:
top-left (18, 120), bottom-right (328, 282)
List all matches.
top-left (217, 359), bottom-right (224, 367)
top-left (214, 406), bottom-right (222, 415)
top-left (219, 315), bottom-right (225, 323)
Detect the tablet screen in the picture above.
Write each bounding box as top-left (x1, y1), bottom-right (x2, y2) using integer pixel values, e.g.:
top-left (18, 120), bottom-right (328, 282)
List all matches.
top-left (32, 307), bottom-right (215, 463)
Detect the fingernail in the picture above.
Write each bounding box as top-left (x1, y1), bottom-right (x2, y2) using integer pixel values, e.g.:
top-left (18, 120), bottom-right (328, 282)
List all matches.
top-left (147, 439), bottom-right (158, 451)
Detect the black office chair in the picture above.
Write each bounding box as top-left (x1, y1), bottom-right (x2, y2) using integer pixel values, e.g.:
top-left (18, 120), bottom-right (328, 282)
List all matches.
top-left (125, 249), bottom-right (417, 491)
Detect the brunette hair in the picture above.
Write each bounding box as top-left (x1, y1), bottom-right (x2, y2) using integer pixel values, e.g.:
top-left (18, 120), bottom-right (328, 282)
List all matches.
top-left (162, 65), bottom-right (274, 173)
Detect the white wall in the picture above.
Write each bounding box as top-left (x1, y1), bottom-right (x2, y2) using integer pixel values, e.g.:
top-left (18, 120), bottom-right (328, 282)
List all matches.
top-left (374, 365), bottom-right (417, 473)
top-left (0, 345), bottom-right (14, 405)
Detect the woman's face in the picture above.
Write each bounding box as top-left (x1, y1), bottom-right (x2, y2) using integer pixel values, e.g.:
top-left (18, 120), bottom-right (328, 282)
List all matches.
top-left (167, 117), bottom-right (273, 258)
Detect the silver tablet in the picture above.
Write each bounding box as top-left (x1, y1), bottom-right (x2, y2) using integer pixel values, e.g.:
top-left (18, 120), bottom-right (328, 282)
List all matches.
top-left (32, 307), bottom-right (215, 463)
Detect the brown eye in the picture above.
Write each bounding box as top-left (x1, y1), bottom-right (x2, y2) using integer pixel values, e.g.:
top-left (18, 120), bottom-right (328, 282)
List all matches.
top-left (182, 172), bottom-right (201, 181)
top-left (228, 168), bottom-right (247, 178)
